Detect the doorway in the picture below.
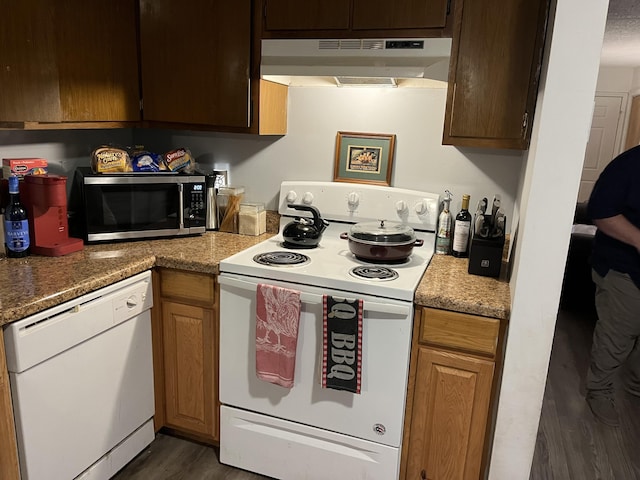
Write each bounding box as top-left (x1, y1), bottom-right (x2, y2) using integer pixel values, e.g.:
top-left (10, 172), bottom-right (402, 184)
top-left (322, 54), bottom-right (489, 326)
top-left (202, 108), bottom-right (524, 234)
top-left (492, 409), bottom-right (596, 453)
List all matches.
top-left (578, 94), bottom-right (627, 203)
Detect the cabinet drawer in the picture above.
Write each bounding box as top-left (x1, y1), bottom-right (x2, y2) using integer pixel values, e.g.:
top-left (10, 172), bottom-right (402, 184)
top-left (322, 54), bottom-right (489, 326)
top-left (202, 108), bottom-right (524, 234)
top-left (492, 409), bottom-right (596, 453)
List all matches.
top-left (159, 269), bottom-right (215, 305)
top-left (419, 307), bottom-right (499, 357)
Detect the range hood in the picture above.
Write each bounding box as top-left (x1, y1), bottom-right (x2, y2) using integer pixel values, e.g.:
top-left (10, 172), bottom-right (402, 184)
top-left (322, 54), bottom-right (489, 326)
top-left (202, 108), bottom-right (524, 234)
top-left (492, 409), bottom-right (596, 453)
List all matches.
top-left (261, 38), bottom-right (452, 86)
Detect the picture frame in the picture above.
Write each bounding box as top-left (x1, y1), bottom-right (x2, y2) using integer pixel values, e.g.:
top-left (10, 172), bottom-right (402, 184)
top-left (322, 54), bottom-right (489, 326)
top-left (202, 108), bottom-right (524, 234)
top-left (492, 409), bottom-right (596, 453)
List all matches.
top-left (333, 131), bottom-right (396, 186)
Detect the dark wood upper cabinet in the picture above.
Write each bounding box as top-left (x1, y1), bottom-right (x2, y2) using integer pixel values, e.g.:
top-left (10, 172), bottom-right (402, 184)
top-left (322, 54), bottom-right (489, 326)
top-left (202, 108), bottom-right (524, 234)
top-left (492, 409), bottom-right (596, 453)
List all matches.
top-left (139, 0), bottom-right (252, 128)
top-left (56, 0), bottom-right (140, 123)
top-left (0, 0), bottom-right (140, 126)
top-left (443, 0), bottom-right (550, 149)
top-left (262, 0), bottom-right (453, 38)
top-left (352, 0), bottom-right (448, 30)
top-left (264, 0), bottom-right (351, 31)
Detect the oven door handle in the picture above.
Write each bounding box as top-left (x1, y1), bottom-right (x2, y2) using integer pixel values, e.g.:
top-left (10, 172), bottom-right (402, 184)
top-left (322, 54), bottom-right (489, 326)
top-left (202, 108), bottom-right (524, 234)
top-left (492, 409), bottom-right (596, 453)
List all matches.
top-left (219, 275), bottom-right (411, 317)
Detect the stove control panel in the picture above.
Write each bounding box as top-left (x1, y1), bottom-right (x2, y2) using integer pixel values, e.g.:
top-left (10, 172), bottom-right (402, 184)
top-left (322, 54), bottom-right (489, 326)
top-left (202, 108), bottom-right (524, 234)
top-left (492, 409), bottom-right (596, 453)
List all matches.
top-left (279, 181), bottom-right (440, 231)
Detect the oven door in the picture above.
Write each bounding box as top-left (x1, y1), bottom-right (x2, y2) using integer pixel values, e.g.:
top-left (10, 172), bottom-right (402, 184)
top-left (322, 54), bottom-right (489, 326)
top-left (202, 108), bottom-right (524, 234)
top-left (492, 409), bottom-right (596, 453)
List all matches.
top-left (218, 273), bottom-right (414, 448)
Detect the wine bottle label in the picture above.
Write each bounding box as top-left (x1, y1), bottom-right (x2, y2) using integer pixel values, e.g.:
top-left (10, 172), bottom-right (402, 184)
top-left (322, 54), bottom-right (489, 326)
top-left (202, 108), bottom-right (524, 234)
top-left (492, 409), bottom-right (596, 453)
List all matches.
top-left (453, 220), bottom-right (470, 252)
top-left (4, 219), bottom-right (30, 252)
top-left (435, 236), bottom-right (451, 254)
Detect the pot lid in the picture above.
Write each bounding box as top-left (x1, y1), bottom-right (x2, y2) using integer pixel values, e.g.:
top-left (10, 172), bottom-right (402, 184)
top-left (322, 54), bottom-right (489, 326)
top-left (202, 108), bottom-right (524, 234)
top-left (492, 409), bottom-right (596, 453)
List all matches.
top-left (349, 220), bottom-right (416, 245)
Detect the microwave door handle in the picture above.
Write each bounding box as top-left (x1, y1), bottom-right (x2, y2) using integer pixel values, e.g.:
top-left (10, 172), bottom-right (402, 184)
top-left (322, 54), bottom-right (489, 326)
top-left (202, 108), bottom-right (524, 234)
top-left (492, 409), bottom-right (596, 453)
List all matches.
top-left (178, 183), bottom-right (184, 229)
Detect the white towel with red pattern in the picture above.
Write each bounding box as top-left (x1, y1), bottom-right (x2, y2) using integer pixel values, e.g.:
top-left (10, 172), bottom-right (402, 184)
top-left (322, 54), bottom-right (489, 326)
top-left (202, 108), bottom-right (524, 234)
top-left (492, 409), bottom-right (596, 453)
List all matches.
top-left (255, 284), bottom-right (301, 388)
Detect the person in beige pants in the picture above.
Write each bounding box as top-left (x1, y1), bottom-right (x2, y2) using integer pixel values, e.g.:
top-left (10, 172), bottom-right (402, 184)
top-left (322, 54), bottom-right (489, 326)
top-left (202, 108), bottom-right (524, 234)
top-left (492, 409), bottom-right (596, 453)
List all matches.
top-left (586, 145), bottom-right (640, 427)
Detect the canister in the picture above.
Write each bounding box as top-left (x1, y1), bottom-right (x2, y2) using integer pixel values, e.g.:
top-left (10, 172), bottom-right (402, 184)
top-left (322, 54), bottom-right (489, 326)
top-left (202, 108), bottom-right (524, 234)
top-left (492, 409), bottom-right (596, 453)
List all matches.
top-left (238, 202), bottom-right (266, 236)
top-left (217, 186), bottom-right (244, 233)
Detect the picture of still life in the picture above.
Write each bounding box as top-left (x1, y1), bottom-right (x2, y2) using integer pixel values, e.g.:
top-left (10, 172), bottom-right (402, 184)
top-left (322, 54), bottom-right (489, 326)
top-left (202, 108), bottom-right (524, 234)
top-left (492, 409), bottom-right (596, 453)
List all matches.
top-left (333, 131), bottom-right (396, 186)
top-left (347, 146), bottom-right (382, 173)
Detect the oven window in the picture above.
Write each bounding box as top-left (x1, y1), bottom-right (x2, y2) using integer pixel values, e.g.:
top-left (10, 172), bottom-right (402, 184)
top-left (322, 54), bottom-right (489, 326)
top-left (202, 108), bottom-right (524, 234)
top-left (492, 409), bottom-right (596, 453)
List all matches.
top-left (84, 183), bottom-right (179, 233)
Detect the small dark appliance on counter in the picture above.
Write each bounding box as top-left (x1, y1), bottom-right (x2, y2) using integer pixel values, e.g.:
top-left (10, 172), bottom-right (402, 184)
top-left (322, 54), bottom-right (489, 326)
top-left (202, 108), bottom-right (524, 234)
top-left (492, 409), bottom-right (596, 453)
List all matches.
top-left (69, 167), bottom-right (206, 243)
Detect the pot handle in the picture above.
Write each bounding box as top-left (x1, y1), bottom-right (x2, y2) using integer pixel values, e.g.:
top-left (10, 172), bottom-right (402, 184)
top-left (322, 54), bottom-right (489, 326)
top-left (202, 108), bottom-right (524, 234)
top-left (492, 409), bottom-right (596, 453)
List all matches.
top-left (340, 232), bottom-right (348, 240)
top-left (414, 239), bottom-right (424, 247)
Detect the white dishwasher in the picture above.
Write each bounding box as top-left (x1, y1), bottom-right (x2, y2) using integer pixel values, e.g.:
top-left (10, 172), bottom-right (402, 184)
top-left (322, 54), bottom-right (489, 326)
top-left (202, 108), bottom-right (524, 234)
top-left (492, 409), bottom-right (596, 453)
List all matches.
top-left (3, 270), bottom-right (155, 480)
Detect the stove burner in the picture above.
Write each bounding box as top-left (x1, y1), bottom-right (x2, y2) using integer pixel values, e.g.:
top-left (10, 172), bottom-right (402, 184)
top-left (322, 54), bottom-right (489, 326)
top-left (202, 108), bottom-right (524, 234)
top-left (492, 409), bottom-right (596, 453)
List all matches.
top-left (253, 251), bottom-right (311, 267)
top-left (349, 265), bottom-right (399, 281)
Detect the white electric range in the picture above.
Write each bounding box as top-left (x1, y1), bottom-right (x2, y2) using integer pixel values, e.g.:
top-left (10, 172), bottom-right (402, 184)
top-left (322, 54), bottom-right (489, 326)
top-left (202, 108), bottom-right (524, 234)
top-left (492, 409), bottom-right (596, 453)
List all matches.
top-left (218, 181), bottom-right (440, 480)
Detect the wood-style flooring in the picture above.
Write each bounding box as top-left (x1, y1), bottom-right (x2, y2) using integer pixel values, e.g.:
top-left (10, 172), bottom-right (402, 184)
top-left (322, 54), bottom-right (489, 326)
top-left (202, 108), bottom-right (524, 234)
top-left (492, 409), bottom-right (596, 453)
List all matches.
top-left (530, 306), bottom-right (640, 480)
top-left (114, 305), bottom-right (640, 480)
top-left (112, 433), bottom-right (270, 480)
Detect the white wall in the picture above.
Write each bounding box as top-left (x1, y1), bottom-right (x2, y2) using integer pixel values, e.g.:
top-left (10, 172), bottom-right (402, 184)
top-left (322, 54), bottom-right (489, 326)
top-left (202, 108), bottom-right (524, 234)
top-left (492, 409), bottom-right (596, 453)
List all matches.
top-left (596, 66), bottom-right (635, 92)
top-left (488, 0), bottom-right (610, 478)
top-left (135, 87), bottom-right (524, 227)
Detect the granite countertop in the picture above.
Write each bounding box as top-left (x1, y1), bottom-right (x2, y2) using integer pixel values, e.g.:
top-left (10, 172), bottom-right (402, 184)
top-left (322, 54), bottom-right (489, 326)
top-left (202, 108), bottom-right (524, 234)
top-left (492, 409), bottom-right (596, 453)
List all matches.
top-left (0, 233), bottom-right (511, 327)
top-left (0, 232), bottom-right (271, 326)
top-left (415, 254), bottom-right (511, 320)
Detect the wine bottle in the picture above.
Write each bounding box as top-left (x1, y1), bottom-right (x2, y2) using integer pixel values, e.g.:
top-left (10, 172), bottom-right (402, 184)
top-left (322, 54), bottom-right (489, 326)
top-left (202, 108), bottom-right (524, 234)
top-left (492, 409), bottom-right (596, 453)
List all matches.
top-left (452, 194), bottom-right (472, 258)
top-left (435, 190), bottom-right (453, 255)
top-left (4, 175), bottom-right (30, 258)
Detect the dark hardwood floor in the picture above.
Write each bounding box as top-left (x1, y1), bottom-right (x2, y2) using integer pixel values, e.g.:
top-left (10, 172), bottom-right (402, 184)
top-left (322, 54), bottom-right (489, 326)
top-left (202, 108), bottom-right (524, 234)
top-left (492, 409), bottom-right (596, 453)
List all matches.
top-left (112, 433), bottom-right (270, 480)
top-left (530, 306), bottom-right (640, 480)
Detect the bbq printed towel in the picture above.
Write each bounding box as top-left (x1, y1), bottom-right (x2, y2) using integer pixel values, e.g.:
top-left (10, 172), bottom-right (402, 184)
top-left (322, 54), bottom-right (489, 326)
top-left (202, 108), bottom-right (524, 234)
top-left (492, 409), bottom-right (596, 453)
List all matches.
top-left (255, 284), bottom-right (301, 388)
top-left (322, 295), bottom-right (363, 394)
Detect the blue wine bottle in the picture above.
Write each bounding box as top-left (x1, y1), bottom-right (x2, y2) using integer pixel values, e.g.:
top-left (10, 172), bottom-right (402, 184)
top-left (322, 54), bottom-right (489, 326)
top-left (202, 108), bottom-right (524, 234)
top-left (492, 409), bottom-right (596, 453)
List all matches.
top-left (4, 175), bottom-right (30, 258)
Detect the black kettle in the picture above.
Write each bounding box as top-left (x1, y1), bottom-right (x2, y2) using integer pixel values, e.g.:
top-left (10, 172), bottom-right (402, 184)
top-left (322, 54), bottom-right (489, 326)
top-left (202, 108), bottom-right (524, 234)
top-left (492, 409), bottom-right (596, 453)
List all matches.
top-left (282, 204), bottom-right (329, 249)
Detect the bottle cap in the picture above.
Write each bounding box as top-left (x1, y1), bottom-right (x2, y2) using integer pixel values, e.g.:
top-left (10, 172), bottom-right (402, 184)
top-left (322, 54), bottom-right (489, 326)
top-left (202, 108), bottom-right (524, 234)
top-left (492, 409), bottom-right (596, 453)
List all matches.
top-left (8, 175), bottom-right (19, 194)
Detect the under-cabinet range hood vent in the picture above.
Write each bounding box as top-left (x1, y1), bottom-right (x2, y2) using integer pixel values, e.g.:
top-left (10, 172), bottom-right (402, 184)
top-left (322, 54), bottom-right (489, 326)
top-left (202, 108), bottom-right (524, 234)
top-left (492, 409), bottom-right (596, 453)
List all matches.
top-left (261, 38), bottom-right (452, 85)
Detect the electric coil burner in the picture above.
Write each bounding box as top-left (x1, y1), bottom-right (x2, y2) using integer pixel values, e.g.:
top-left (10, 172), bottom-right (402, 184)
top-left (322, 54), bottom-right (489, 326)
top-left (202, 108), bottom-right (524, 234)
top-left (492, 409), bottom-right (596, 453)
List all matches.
top-left (349, 265), bottom-right (399, 281)
top-left (253, 251), bottom-right (310, 266)
top-left (218, 181), bottom-right (440, 480)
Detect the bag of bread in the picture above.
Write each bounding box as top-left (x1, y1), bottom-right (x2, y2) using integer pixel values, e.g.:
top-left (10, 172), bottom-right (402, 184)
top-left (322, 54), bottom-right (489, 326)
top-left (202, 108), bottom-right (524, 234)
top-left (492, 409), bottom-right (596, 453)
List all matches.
top-left (164, 148), bottom-right (195, 173)
top-left (91, 146), bottom-right (131, 173)
top-left (128, 146), bottom-right (164, 172)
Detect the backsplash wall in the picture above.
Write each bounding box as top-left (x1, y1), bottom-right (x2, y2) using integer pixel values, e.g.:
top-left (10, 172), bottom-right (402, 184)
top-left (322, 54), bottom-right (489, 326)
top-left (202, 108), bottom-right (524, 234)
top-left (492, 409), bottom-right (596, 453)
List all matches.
top-left (135, 86), bottom-right (524, 227)
top-left (1, 87), bottom-right (524, 230)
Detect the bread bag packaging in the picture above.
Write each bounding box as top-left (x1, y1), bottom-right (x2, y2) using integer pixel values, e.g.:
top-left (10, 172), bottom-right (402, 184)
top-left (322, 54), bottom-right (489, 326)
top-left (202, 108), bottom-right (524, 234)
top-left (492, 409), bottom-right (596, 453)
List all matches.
top-left (164, 148), bottom-right (195, 173)
top-left (129, 147), bottom-right (164, 172)
top-left (91, 146), bottom-right (131, 173)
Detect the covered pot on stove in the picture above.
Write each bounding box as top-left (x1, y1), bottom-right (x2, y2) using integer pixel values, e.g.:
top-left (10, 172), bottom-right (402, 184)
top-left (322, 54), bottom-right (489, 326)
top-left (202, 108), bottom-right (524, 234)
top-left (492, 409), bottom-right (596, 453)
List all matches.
top-left (341, 220), bottom-right (424, 262)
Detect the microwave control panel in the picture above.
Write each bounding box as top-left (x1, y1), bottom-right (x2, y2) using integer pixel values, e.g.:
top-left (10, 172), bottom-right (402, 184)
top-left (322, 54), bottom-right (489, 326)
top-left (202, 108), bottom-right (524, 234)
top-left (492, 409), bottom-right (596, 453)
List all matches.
top-left (185, 182), bottom-right (206, 228)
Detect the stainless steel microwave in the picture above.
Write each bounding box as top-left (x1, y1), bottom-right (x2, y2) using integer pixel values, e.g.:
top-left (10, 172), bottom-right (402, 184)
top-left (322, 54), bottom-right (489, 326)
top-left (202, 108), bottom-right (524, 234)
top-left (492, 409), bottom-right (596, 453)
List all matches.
top-left (69, 167), bottom-right (206, 243)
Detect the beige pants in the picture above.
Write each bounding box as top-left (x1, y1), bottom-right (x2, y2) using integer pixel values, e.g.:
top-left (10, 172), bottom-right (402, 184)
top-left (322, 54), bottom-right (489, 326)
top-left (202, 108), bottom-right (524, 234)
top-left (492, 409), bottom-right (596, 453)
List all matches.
top-left (587, 269), bottom-right (640, 396)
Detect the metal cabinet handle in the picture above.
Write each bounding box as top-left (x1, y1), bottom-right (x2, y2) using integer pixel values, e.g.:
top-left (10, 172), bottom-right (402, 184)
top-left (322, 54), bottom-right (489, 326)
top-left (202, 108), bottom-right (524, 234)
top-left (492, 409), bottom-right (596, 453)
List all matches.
top-left (421, 470), bottom-right (427, 479)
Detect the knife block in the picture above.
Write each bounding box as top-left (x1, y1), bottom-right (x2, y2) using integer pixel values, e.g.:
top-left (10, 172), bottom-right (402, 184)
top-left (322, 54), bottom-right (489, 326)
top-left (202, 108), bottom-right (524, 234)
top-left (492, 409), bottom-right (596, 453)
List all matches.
top-left (468, 234), bottom-right (505, 278)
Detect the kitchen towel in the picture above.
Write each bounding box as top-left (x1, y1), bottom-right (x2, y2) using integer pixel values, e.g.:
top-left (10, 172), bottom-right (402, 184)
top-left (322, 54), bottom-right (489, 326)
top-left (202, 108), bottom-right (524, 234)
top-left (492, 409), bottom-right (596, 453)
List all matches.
top-left (255, 283), bottom-right (301, 388)
top-left (322, 295), bottom-right (363, 394)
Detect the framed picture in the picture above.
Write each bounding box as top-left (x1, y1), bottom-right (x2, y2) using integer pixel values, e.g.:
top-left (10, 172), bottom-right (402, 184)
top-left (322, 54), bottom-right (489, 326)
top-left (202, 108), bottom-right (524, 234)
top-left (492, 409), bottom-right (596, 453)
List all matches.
top-left (333, 131), bottom-right (396, 186)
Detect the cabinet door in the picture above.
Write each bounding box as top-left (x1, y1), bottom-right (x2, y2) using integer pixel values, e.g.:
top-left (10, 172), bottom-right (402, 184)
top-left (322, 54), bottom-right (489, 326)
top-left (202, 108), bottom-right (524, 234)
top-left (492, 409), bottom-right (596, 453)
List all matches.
top-left (264, 0), bottom-right (350, 31)
top-left (0, 0), bottom-right (139, 124)
top-left (140, 0), bottom-right (251, 127)
top-left (352, 0), bottom-right (448, 30)
top-left (162, 300), bottom-right (218, 441)
top-left (0, 0), bottom-right (61, 122)
top-left (55, 0), bottom-right (140, 122)
top-left (443, 0), bottom-right (549, 149)
top-left (405, 347), bottom-right (494, 480)
top-left (0, 330), bottom-right (20, 480)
